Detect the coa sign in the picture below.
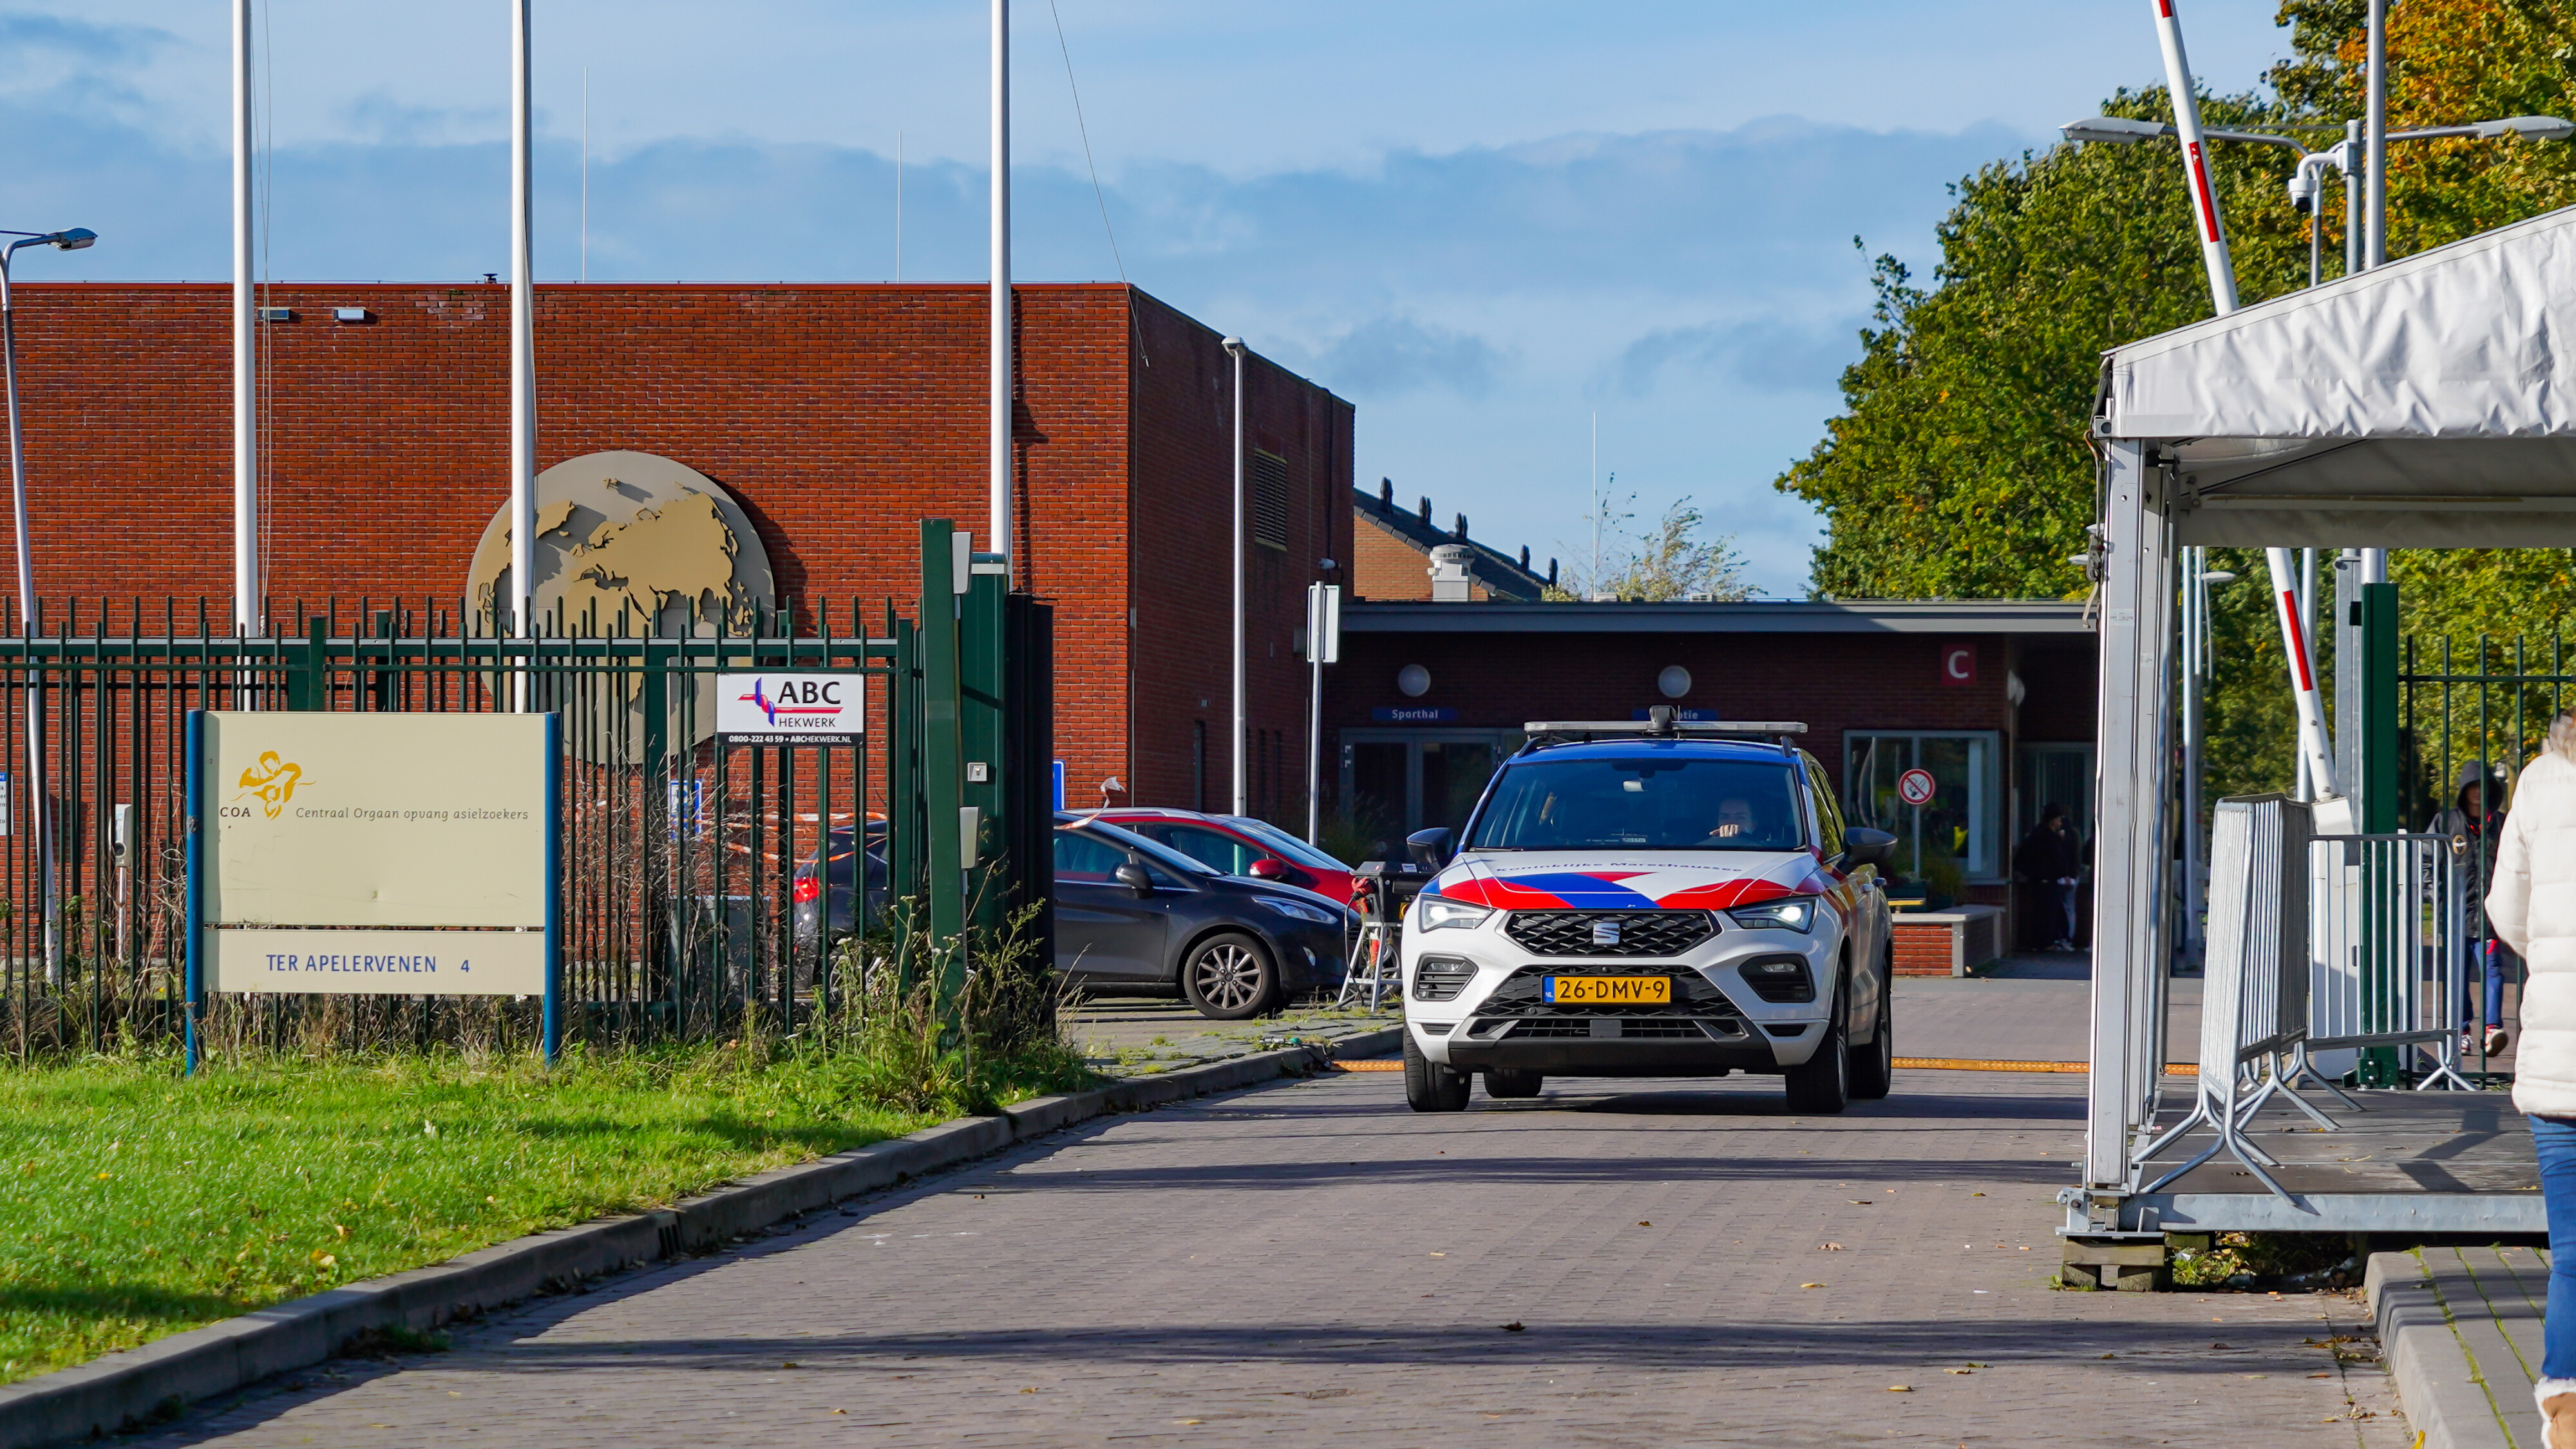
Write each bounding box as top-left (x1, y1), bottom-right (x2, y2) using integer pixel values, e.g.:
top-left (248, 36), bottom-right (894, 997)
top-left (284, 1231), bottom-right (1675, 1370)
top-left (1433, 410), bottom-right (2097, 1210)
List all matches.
top-left (715, 672), bottom-right (866, 746)
top-left (189, 711), bottom-right (559, 1000)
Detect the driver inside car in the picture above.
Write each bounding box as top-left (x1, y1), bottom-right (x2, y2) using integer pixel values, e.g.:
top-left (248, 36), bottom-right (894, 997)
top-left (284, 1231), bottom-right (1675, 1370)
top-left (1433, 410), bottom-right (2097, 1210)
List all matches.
top-left (1706, 795), bottom-right (1758, 841)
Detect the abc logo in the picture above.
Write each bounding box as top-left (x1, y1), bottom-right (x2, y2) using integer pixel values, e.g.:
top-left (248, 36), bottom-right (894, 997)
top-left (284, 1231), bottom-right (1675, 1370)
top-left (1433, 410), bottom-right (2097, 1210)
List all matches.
top-left (773, 679), bottom-right (842, 705)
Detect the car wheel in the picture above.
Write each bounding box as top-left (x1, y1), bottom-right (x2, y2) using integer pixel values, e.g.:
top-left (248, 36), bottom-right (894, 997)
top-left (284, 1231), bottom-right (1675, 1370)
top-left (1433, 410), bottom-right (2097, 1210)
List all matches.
top-left (1484, 1068), bottom-right (1544, 1099)
top-left (1181, 932), bottom-right (1276, 1019)
top-left (1403, 1027), bottom-right (1472, 1112)
top-left (1848, 960), bottom-right (1894, 1101)
top-left (1785, 980), bottom-right (1851, 1114)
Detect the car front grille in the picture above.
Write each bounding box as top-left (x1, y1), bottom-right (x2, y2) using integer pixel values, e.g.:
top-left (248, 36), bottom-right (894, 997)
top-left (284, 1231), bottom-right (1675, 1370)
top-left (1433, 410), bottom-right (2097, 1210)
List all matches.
top-left (1504, 909), bottom-right (1714, 958)
top-left (1508, 1017), bottom-right (1595, 1038)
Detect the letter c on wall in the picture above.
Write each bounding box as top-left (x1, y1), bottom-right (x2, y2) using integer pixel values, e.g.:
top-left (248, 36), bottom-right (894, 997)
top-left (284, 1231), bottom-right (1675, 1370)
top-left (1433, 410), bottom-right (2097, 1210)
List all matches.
top-left (1940, 643), bottom-right (1976, 687)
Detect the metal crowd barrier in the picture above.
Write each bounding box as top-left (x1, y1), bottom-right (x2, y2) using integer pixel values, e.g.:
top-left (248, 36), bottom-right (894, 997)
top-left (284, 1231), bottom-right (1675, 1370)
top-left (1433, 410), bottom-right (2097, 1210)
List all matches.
top-left (2137, 795), bottom-right (2311, 1197)
top-left (2137, 800), bottom-right (2474, 1200)
top-left (2305, 831), bottom-right (2472, 1090)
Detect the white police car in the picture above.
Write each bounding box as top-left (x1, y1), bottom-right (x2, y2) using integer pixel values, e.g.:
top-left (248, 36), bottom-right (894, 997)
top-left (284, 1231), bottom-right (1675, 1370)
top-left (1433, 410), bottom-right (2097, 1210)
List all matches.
top-left (1398, 714), bottom-right (1897, 1112)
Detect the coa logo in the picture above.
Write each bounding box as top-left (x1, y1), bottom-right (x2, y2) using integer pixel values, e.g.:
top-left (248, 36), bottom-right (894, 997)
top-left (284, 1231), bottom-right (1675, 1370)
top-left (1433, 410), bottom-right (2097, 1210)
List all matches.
top-left (236, 751), bottom-right (309, 819)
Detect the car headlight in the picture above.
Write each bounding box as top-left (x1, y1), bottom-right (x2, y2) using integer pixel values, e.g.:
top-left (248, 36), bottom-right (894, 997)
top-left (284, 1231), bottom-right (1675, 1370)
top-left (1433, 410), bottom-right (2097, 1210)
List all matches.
top-left (1416, 894), bottom-right (1494, 931)
top-left (1727, 896), bottom-right (1819, 933)
top-left (1256, 895), bottom-right (1339, 925)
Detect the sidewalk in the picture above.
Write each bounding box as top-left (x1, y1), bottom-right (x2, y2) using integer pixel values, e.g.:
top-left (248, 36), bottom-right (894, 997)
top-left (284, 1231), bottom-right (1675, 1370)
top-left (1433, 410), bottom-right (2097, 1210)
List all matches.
top-left (1064, 997), bottom-right (1399, 1075)
top-left (2370, 1245), bottom-right (2548, 1448)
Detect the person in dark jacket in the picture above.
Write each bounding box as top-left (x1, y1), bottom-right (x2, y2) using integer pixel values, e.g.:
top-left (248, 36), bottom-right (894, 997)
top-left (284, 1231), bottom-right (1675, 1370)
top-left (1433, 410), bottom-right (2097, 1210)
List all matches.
top-left (2430, 759), bottom-right (2515, 1057)
top-left (2016, 803), bottom-right (2083, 951)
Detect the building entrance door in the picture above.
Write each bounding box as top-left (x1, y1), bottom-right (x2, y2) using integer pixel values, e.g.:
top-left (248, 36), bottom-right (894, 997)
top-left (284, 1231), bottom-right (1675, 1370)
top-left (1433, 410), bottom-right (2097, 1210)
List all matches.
top-left (1336, 729), bottom-right (1524, 857)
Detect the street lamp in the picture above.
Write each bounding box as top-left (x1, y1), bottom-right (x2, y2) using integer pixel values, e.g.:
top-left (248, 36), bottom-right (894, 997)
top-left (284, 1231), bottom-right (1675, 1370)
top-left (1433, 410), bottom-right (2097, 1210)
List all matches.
top-left (2064, 113), bottom-right (2573, 288)
top-left (0, 224), bottom-right (96, 986)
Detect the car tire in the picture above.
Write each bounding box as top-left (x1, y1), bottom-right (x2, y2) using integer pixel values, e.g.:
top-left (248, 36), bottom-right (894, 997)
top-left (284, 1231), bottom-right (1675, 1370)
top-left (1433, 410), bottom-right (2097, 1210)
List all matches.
top-left (1180, 932), bottom-right (1278, 1019)
top-left (1785, 980), bottom-right (1852, 1114)
top-left (1483, 1068), bottom-right (1544, 1099)
top-left (1848, 960), bottom-right (1895, 1101)
top-left (1403, 1027), bottom-right (1472, 1112)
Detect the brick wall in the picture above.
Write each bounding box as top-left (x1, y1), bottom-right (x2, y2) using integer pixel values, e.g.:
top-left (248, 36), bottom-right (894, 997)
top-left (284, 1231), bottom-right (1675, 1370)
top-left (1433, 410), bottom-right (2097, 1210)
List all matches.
top-left (3, 281), bottom-right (1350, 797)
top-left (1326, 629), bottom-right (2059, 791)
top-left (1123, 298), bottom-right (1352, 816)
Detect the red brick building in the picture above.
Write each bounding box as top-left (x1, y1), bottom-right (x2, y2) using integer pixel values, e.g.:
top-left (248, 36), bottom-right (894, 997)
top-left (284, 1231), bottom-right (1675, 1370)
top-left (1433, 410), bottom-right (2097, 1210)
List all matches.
top-left (1323, 599), bottom-right (2098, 952)
top-left (5, 281), bottom-right (1352, 813)
top-left (1350, 479), bottom-right (1554, 601)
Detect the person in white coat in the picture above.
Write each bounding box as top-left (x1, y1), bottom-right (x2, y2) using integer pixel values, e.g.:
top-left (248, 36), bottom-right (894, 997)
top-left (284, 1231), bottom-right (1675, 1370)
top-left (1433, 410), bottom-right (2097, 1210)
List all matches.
top-left (2490, 714), bottom-right (2576, 1444)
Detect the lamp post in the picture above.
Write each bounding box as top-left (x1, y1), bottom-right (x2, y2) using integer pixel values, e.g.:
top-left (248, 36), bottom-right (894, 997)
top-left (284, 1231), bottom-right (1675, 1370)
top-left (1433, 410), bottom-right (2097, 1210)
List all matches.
top-left (1222, 337), bottom-right (1247, 819)
top-left (2065, 113), bottom-right (2573, 291)
top-left (0, 224), bottom-right (97, 985)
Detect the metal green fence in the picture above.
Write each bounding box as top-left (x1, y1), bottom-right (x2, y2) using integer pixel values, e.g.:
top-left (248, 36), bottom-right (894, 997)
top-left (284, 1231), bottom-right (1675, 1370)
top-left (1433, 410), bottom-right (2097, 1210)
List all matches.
top-left (0, 595), bottom-right (914, 1057)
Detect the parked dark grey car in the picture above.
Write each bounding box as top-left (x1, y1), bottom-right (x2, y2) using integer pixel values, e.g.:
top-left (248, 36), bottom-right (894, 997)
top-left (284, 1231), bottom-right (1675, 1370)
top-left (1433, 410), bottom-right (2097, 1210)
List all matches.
top-left (1054, 813), bottom-right (1353, 1019)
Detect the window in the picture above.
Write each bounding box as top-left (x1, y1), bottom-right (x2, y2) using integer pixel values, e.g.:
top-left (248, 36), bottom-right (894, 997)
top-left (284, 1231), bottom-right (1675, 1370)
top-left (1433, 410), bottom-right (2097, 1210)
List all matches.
top-left (1338, 729), bottom-right (1526, 850)
top-left (1844, 732), bottom-right (2001, 883)
top-left (1467, 757), bottom-right (1807, 853)
top-left (2016, 744), bottom-right (2094, 862)
top-left (1138, 822), bottom-right (1261, 875)
top-left (1251, 450), bottom-right (1290, 551)
top-left (1802, 753), bottom-right (1844, 861)
top-left (1052, 828), bottom-right (1130, 882)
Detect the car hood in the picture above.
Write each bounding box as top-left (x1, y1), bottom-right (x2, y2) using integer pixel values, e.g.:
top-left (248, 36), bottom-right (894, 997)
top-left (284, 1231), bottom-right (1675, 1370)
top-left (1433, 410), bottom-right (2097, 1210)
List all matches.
top-left (1427, 850), bottom-right (1824, 911)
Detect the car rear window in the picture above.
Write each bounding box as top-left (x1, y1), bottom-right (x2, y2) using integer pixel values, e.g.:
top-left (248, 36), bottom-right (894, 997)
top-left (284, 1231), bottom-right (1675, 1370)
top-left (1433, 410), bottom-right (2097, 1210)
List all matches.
top-left (1464, 756), bottom-right (1808, 852)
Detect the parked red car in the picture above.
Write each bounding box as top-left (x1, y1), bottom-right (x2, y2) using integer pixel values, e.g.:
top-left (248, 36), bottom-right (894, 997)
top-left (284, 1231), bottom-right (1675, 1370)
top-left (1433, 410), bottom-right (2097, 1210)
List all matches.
top-left (1087, 809), bottom-right (1359, 907)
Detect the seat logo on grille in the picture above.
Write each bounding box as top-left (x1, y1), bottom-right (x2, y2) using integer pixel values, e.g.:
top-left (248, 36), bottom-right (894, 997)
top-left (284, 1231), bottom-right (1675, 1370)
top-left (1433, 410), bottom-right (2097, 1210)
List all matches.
top-left (1590, 918), bottom-right (1622, 947)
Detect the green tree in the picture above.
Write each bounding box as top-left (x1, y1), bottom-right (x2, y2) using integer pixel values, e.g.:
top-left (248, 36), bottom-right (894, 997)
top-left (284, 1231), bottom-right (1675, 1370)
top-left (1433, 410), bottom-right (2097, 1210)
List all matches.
top-left (1781, 0), bottom-right (2576, 803)
top-left (1550, 497), bottom-right (1754, 602)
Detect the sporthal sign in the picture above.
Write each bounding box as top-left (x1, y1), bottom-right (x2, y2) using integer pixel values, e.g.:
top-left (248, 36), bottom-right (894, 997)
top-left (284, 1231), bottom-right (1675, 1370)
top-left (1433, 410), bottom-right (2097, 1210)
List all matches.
top-left (715, 671), bottom-right (867, 746)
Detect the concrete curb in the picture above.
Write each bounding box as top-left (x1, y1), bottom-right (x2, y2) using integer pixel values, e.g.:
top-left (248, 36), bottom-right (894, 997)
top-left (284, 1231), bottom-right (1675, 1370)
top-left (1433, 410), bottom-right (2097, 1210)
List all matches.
top-left (2369, 1249), bottom-right (2510, 1449)
top-left (0, 1027), bottom-right (1399, 1449)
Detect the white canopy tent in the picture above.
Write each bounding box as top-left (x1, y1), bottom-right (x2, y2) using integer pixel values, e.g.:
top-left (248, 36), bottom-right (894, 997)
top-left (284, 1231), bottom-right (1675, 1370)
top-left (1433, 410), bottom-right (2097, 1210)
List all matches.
top-left (2081, 202), bottom-right (2576, 1222)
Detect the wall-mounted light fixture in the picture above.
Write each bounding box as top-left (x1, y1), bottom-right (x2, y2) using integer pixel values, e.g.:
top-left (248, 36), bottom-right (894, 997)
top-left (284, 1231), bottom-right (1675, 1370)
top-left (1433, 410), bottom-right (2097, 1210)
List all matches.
top-left (333, 307), bottom-right (374, 324)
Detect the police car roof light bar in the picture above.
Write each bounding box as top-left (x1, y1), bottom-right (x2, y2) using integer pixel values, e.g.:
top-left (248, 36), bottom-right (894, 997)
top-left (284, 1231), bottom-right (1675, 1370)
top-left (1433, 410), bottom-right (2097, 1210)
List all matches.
top-left (1522, 713), bottom-right (1808, 743)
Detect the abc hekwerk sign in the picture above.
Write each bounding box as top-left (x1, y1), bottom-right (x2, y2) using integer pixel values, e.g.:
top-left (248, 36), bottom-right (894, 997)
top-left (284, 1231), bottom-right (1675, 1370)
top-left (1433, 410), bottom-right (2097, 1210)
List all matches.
top-left (190, 711), bottom-right (558, 996)
top-left (715, 671), bottom-right (866, 745)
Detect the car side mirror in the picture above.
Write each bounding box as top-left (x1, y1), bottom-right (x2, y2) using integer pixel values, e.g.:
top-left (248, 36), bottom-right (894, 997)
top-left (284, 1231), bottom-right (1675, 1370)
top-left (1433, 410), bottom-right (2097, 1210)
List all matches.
top-left (1245, 857), bottom-right (1289, 880)
top-left (1114, 857), bottom-right (1154, 895)
top-left (1406, 827), bottom-right (1453, 870)
top-left (1842, 827), bottom-right (1897, 869)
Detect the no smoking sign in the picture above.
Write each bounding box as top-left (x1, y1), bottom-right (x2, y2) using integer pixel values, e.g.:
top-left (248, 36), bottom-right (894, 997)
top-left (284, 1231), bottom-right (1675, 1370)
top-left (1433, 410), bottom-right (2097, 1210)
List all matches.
top-left (1897, 768), bottom-right (1937, 807)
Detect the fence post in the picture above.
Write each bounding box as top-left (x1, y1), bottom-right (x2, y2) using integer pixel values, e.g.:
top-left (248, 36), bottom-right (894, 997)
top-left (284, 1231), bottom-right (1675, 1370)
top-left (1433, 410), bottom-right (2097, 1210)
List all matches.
top-left (2358, 580), bottom-right (2402, 1083)
top-left (887, 611), bottom-right (922, 916)
top-left (918, 522), bottom-right (967, 990)
top-left (1005, 593), bottom-right (1057, 1025)
top-left (285, 615), bottom-right (325, 712)
top-left (641, 638), bottom-right (674, 1030)
top-left (961, 555), bottom-right (1007, 945)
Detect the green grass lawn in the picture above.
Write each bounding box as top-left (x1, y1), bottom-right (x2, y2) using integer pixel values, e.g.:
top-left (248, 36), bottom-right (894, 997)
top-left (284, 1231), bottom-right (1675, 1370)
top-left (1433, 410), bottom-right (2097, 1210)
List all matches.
top-left (0, 1041), bottom-right (1086, 1385)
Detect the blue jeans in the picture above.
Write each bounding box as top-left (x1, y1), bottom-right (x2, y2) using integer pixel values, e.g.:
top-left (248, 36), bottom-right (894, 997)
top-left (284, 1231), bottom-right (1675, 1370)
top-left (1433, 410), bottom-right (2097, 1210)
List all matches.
top-left (2465, 938), bottom-right (2515, 1030)
top-left (2531, 1116), bottom-right (2576, 1379)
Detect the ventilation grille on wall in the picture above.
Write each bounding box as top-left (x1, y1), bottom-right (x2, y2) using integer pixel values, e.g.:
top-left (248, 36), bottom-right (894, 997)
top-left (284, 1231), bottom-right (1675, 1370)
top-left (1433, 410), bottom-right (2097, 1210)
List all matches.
top-left (1251, 450), bottom-right (1290, 551)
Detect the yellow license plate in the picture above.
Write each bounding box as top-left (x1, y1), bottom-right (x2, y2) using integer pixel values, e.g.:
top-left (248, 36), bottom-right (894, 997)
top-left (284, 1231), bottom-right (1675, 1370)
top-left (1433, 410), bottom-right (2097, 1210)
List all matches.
top-left (1543, 976), bottom-right (1670, 1005)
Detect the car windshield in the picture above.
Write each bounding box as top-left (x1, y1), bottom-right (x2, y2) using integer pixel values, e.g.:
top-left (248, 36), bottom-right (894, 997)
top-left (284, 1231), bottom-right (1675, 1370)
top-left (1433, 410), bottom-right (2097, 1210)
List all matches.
top-left (1464, 755), bottom-right (1808, 852)
top-left (1059, 815), bottom-right (1222, 876)
top-left (1220, 816), bottom-right (1347, 871)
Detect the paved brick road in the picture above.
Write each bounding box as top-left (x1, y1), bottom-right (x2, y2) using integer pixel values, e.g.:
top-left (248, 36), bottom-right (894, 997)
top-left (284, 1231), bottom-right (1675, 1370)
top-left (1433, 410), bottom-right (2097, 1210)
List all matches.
top-left (138, 1070), bottom-right (2408, 1448)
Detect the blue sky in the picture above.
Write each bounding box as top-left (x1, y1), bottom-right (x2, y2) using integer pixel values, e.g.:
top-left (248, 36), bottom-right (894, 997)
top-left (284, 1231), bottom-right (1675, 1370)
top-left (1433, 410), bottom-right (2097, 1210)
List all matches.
top-left (0, 2), bottom-right (2302, 596)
